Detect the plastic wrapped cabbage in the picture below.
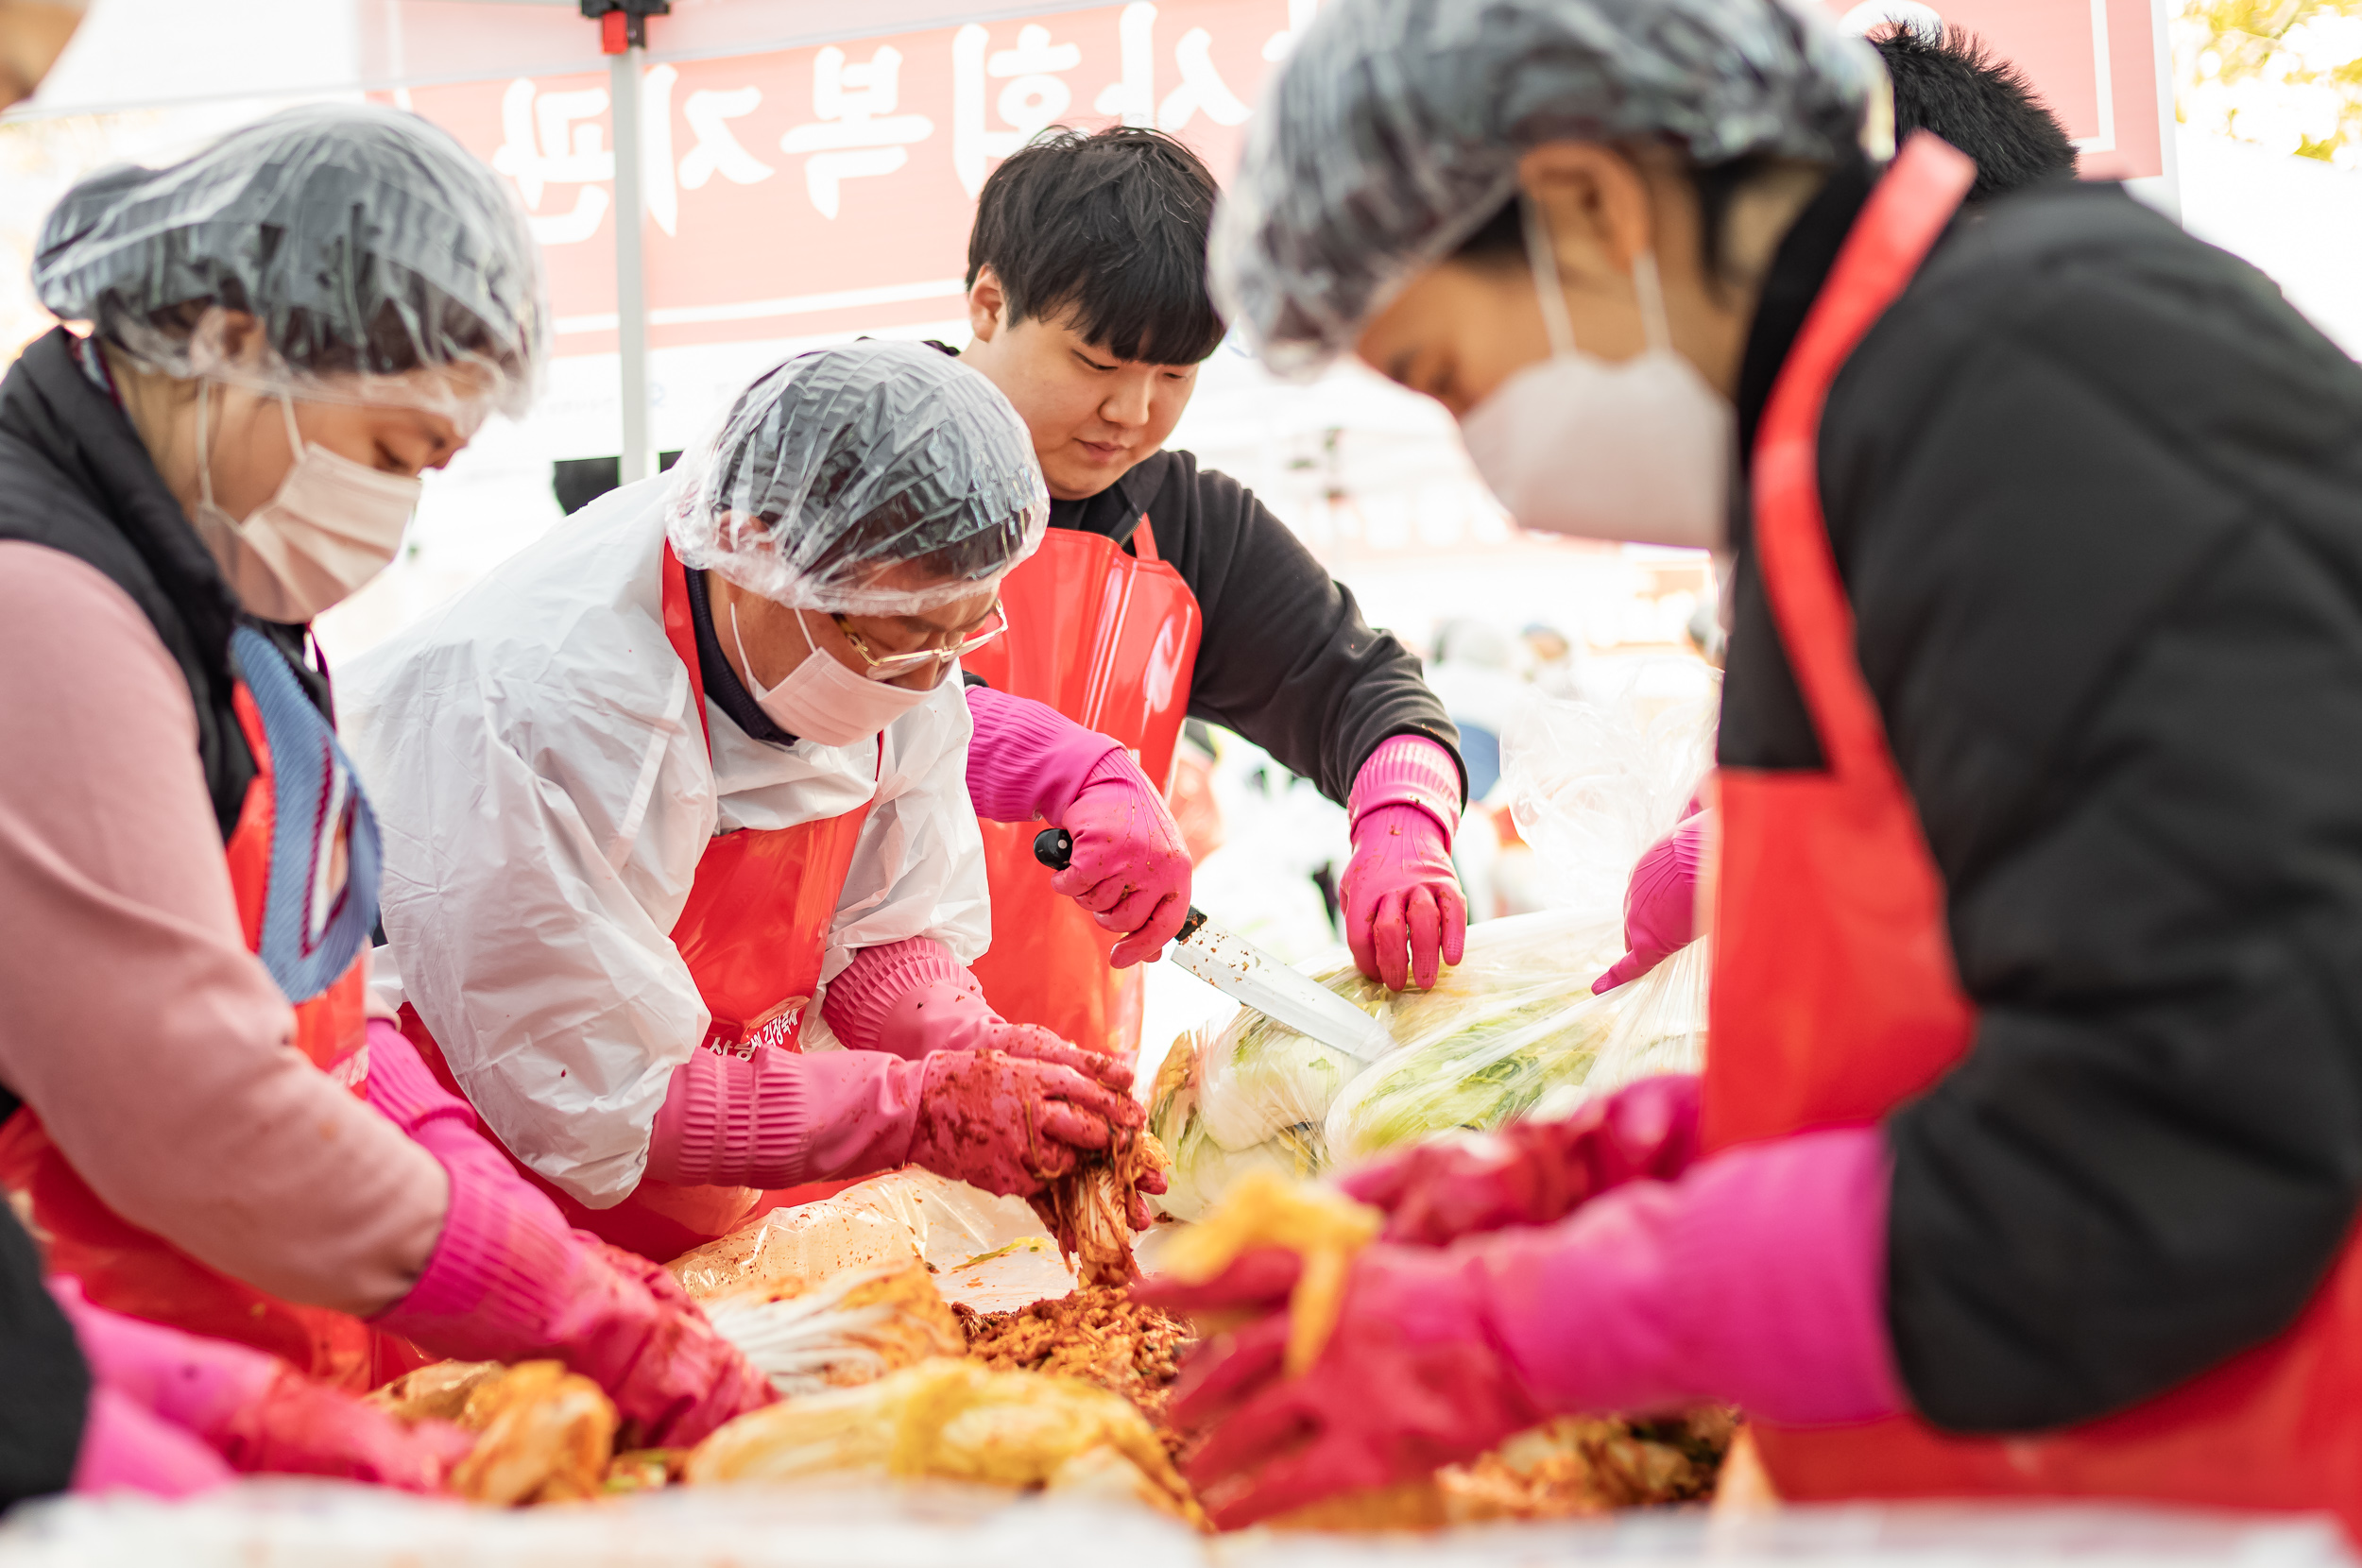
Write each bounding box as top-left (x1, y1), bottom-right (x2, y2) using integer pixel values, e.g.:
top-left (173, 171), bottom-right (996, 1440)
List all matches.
top-left (1145, 679), bottom-right (1720, 1220)
top-left (1149, 910), bottom-right (1706, 1219)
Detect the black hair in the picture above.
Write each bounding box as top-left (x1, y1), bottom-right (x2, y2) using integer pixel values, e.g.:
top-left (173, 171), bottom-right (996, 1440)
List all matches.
top-left (1447, 196), bottom-right (1524, 267)
top-left (966, 126), bottom-right (1225, 365)
top-left (1872, 24), bottom-right (2078, 201)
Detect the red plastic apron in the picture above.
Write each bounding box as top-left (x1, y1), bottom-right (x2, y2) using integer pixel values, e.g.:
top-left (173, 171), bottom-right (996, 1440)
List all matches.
top-left (402, 542), bottom-right (874, 1263)
top-left (0, 632), bottom-right (428, 1389)
top-left (963, 518), bottom-right (1203, 1057)
top-left (1708, 133), bottom-right (2362, 1530)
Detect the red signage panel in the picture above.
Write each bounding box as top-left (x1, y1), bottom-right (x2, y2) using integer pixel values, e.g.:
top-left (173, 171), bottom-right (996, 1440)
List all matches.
top-left (396, 0), bottom-right (2168, 361)
top-left (401, 1), bottom-right (1301, 357)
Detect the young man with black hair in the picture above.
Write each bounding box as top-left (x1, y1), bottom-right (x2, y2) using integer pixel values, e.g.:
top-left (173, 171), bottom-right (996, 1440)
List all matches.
top-left (945, 127), bottom-right (1467, 1055)
top-left (1873, 22), bottom-right (2078, 200)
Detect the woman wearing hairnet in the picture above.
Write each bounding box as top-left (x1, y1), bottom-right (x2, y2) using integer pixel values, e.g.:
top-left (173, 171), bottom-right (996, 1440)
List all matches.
top-left (1148, 0), bottom-right (2362, 1531)
top-left (343, 339), bottom-right (1153, 1266)
top-left (0, 105), bottom-right (771, 1494)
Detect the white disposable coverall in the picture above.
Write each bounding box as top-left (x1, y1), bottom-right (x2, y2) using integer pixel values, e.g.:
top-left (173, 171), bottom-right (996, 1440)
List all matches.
top-left (342, 478), bottom-right (989, 1206)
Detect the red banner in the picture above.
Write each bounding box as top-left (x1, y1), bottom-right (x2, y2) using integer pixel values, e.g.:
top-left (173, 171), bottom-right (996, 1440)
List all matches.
top-left (401, 1), bottom-right (1301, 358)
top-left (395, 0), bottom-right (2166, 363)
top-left (1822, 0), bottom-right (2167, 182)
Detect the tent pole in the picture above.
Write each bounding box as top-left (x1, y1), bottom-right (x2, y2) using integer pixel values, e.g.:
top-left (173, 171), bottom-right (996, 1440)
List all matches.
top-left (611, 44), bottom-right (652, 484)
top-left (2147, 0), bottom-right (2182, 225)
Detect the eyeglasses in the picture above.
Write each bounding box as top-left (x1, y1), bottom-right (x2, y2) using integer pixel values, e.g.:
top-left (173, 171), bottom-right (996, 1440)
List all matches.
top-left (831, 603), bottom-right (1008, 683)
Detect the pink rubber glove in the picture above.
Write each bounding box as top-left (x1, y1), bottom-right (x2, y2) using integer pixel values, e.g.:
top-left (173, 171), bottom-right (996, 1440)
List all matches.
top-left (1144, 1127), bottom-right (1901, 1527)
top-left (1338, 1075), bottom-right (1702, 1246)
top-left (965, 687), bottom-right (1192, 964)
top-left (1594, 809), bottom-right (1709, 993)
top-left (1343, 736), bottom-right (1467, 991)
top-left (1056, 749), bottom-right (1193, 965)
top-left (906, 1047), bottom-right (1146, 1201)
top-left (52, 1277), bottom-right (470, 1493)
top-left (649, 1040), bottom-right (921, 1188)
top-left (362, 1020), bottom-right (774, 1448)
top-left (821, 937), bottom-right (1138, 1091)
top-left (73, 1388), bottom-right (235, 1497)
top-left (647, 1015), bottom-right (1161, 1214)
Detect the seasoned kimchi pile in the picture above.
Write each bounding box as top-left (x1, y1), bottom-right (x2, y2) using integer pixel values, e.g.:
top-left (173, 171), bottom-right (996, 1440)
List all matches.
top-left (954, 1285), bottom-right (1190, 1423)
top-left (1032, 1126), bottom-right (1170, 1287)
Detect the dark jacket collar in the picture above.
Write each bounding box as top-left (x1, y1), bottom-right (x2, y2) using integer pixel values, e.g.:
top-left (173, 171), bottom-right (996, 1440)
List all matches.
top-left (684, 563), bottom-right (800, 748)
top-left (0, 329), bottom-right (245, 664)
top-left (1728, 157), bottom-right (1876, 551)
top-left (1046, 449), bottom-right (1170, 547)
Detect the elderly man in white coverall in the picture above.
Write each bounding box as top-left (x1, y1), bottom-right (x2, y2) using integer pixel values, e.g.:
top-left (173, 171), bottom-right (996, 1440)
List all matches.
top-left (348, 341), bottom-right (1167, 1263)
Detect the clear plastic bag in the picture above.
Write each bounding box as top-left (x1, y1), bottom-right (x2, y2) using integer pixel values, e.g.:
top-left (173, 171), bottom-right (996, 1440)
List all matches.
top-left (1148, 680), bottom-right (1720, 1219)
top-left (0, 1476), bottom-right (1219, 1567)
top-left (1585, 937), bottom-right (1712, 1098)
top-left (1151, 910), bottom-right (1680, 1219)
top-left (668, 1190), bottom-right (924, 1300)
top-left (1499, 679), bottom-right (1719, 922)
top-left (1190, 951), bottom-right (1373, 1151)
top-left (1319, 911), bottom-right (1626, 1167)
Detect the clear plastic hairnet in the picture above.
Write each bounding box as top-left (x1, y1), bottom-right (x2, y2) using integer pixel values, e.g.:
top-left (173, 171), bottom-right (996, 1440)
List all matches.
top-left (664, 339), bottom-right (1049, 616)
top-left (1212, 0), bottom-right (1889, 378)
top-left (34, 103), bottom-right (545, 427)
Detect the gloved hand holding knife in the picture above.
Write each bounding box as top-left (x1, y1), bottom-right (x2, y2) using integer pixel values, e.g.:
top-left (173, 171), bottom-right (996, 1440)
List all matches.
top-left (1036, 829), bottom-right (1396, 1062)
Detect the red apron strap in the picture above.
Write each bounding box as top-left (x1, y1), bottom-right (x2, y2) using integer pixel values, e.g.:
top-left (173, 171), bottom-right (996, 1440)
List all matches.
top-left (659, 542), bottom-right (711, 751)
top-left (1753, 135), bottom-right (1976, 777)
top-left (960, 522), bottom-right (1202, 1057)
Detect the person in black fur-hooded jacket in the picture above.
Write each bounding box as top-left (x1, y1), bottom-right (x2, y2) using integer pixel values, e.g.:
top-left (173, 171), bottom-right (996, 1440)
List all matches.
top-left (1137, 0), bottom-right (2362, 1536)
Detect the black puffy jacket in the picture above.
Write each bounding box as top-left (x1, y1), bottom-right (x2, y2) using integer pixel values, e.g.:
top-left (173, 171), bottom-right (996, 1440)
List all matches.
top-left (1724, 162), bottom-right (2362, 1431)
top-left (0, 1204), bottom-right (85, 1508)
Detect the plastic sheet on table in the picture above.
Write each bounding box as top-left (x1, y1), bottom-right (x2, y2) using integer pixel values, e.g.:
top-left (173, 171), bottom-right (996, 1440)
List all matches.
top-left (0, 1478), bottom-right (1210, 1568)
top-left (1216, 1502), bottom-right (2356, 1567)
top-left (667, 1167), bottom-right (1076, 1313)
top-left (4, 1483), bottom-right (2350, 1568)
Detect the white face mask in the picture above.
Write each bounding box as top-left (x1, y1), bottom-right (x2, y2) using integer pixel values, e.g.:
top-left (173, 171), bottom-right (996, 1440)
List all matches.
top-left (189, 389), bottom-right (421, 623)
top-left (728, 594), bottom-right (931, 747)
top-left (1457, 201), bottom-right (1736, 551)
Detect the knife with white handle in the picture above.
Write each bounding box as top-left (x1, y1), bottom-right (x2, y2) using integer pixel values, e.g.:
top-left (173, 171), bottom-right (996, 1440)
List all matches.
top-left (1035, 828), bottom-right (1398, 1063)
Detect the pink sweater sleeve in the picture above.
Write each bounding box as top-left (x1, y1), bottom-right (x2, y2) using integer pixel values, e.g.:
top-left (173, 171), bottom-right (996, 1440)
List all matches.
top-left (0, 544), bottom-right (447, 1316)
